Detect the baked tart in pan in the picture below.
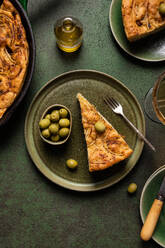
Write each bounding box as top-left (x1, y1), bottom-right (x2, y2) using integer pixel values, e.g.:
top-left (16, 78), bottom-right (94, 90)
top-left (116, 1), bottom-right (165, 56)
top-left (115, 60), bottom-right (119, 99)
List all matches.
top-left (0, 0), bottom-right (29, 119)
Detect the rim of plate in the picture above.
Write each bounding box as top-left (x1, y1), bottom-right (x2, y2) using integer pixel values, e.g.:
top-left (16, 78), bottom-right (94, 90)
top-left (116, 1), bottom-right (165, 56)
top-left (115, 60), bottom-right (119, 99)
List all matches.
top-left (109, 0), bottom-right (165, 62)
top-left (140, 164), bottom-right (165, 247)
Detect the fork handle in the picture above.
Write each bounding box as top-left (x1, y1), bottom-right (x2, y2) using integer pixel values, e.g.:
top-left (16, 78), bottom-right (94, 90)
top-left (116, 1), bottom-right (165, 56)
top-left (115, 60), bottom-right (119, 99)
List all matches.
top-left (122, 114), bottom-right (155, 152)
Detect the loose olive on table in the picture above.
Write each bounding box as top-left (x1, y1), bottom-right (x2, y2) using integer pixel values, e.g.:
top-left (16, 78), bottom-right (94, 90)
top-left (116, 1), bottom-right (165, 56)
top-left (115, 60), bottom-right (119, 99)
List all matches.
top-left (39, 105), bottom-right (71, 144)
top-left (127, 183), bottom-right (137, 194)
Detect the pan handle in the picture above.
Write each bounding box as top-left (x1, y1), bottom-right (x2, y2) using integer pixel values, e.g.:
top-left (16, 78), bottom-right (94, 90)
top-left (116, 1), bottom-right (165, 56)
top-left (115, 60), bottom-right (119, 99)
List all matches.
top-left (18, 0), bottom-right (28, 10)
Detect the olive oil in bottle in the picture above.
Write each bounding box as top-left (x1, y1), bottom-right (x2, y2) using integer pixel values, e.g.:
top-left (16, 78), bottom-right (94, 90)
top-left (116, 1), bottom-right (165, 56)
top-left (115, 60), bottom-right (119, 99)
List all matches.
top-left (54, 16), bottom-right (83, 53)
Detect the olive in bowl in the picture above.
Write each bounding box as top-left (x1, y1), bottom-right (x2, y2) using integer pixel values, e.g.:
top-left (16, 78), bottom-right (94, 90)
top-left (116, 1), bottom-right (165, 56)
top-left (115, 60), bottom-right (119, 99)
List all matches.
top-left (39, 104), bottom-right (72, 145)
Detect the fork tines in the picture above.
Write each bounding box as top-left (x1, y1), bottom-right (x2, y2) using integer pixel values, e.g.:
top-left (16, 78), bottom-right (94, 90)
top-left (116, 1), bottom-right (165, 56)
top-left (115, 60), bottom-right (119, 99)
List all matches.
top-left (103, 96), bottom-right (119, 109)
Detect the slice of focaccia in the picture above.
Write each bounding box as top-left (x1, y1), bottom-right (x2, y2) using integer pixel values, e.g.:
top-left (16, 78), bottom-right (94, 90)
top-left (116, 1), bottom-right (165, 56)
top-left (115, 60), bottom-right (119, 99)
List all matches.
top-left (77, 93), bottom-right (133, 172)
top-left (122, 0), bottom-right (165, 42)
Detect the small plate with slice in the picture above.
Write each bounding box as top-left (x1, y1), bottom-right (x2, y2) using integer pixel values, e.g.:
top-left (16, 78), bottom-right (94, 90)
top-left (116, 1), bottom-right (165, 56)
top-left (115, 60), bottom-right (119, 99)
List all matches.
top-left (25, 70), bottom-right (145, 191)
top-left (109, 0), bottom-right (165, 62)
top-left (140, 165), bottom-right (165, 247)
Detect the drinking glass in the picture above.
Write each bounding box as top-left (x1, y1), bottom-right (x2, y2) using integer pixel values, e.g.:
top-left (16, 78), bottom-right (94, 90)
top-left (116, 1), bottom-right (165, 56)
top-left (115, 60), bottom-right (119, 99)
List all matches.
top-left (144, 72), bottom-right (165, 124)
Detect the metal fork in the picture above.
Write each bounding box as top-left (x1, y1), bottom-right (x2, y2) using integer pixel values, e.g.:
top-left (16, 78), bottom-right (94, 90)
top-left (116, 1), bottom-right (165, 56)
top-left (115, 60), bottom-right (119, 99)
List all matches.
top-left (104, 96), bottom-right (156, 152)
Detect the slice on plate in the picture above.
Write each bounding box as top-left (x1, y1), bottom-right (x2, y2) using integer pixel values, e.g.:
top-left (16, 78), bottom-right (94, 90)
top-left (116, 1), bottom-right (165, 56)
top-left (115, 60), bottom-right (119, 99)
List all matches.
top-left (121, 0), bottom-right (165, 42)
top-left (77, 93), bottom-right (133, 172)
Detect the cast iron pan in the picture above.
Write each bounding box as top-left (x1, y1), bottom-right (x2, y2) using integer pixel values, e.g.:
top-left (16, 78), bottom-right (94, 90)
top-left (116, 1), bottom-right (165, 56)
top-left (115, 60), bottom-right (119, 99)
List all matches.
top-left (0, 0), bottom-right (35, 127)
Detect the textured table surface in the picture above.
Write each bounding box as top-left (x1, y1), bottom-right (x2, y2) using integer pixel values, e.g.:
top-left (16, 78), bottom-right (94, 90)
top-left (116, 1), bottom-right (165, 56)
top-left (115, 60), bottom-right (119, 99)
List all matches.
top-left (0, 0), bottom-right (165, 247)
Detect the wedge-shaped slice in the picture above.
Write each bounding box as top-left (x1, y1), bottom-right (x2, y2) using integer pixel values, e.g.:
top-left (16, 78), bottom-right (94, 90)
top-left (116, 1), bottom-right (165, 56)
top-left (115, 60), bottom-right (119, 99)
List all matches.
top-left (122, 0), bottom-right (165, 42)
top-left (77, 93), bottom-right (133, 172)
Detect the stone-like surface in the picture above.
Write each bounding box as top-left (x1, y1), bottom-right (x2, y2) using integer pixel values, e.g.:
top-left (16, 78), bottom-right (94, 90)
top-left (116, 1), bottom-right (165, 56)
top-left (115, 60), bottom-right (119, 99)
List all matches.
top-left (0, 0), bottom-right (165, 247)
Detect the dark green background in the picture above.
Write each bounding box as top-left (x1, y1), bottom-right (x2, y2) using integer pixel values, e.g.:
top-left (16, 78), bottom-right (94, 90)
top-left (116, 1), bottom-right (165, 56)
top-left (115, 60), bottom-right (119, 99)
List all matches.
top-left (0, 0), bottom-right (165, 247)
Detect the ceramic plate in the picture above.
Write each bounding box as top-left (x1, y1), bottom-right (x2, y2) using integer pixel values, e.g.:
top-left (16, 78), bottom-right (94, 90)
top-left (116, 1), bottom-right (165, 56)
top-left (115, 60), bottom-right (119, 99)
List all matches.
top-left (140, 165), bottom-right (165, 247)
top-left (25, 70), bottom-right (145, 191)
top-left (109, 0), bottom-right (165, 62)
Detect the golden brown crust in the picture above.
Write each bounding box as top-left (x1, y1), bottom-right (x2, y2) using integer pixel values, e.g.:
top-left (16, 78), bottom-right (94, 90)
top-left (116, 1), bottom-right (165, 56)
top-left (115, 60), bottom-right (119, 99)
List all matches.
top-left (77, 93), bottom-right (133, 172)
top-left (122, 0), bottom-right (165, 41)
top-left (0, 0), bottom-right (29, 118)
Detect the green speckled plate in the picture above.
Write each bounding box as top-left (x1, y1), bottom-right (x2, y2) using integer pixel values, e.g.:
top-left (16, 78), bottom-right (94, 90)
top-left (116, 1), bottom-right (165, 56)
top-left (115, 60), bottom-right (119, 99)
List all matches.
top-left (109, 0), bottom-right (165, 62)
top-left (140, 165), bottom-right (165, 247)
top-left (25, 70), bottom-right (145, 191)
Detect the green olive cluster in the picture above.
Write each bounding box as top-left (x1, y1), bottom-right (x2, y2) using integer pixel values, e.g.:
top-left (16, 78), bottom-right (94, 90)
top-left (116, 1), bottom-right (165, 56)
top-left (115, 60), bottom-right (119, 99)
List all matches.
top-left (39, 107), bottom-right (70, 142)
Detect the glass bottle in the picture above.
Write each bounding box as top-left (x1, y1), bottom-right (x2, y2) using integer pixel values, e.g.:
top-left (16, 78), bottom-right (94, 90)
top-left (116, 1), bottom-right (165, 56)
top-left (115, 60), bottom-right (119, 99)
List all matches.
top-left (54, 16), bottom-right (83, 53)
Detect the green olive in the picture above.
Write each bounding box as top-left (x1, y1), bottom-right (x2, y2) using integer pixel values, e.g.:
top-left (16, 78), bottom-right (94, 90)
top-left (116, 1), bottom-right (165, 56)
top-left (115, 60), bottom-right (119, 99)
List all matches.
top-left (159, 3), bottom-right (165, 15)
top-left (66, 159), bottom-right (78, 169)
top-left (45, 114), bottom-right (51, 120)
top-left (127, 183), bottom-right (137, 194)
top-left (50, 110), bottom-right (60, 122)
top-left (59, 127), bottom-right (70, 137)
top-left (51, 109), bottom-right (60, 115)
top-left (39, 118), bottom-right (51, 129)
top-left (49, 123), bottom-right (59, 134)
top-left (51, 134), bottom-right (60, 142)
top-left (95, 121), bottom-right (106, 133)
top-left (59, 108), bottom-right (68, 118)
top-left (42, 128), bottom-right (50, 138)
top-left (59, 118), bottom-right (70, 127)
